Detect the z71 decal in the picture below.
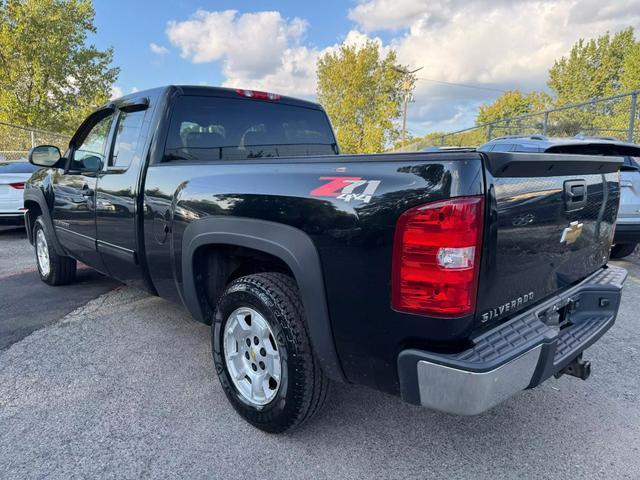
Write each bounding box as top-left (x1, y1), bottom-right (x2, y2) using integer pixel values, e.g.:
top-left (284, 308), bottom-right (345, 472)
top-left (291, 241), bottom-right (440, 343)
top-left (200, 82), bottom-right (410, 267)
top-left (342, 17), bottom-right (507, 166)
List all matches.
top-left (310, 176), bottom-right (381, 204)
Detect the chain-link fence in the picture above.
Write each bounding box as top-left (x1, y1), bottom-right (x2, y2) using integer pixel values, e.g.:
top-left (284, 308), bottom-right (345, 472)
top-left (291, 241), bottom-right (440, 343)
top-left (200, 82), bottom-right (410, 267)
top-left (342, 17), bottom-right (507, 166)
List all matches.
top-left (0, 122), bottom-right (69, 162)
top-left (394, 90), bottom-right (640, 152)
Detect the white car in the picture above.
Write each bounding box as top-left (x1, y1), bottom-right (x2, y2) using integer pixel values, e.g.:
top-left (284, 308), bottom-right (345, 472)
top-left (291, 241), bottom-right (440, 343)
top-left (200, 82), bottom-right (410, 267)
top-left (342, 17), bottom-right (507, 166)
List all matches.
top-left (0, 160), bottom-right (39, 227)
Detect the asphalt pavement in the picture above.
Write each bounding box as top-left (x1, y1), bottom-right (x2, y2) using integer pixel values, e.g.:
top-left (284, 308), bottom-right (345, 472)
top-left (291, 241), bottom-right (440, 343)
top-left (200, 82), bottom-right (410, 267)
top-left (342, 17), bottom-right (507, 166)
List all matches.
top-left (1, 230), bottom-right (639, 479)
top-left (0, 227), bottom-right (118, 349)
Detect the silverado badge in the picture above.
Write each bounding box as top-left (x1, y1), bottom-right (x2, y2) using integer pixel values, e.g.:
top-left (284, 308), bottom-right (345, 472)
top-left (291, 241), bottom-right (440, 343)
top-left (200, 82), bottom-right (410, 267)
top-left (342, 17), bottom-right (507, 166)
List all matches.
top-left (560, 221), bottom-right (584, 245)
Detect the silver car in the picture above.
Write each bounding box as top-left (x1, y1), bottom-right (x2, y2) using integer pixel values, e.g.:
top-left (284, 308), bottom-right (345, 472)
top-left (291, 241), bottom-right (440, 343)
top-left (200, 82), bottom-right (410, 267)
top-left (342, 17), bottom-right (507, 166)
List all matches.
top-left (612, 156), bottom-right (640, 258)
top-left (478, 135), bottom-right (640, 259)
top-left (0, 160), bottom-right (39, 227)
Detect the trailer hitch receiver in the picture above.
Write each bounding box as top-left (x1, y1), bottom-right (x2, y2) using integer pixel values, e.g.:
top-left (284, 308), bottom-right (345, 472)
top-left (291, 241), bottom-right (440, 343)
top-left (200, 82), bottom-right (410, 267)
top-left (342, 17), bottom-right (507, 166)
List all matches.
top-left (555, 354), bottom-right (591, 380)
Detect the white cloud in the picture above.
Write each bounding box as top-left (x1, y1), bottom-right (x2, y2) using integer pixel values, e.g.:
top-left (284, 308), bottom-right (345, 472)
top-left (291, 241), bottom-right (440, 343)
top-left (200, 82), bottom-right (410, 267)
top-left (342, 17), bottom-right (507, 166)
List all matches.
top-left (349, 0), bottom-right (432, 31)
top-left (219, 29), bottom-right (385, 97)
top-left (149, 43), bottom-right (170, 55)
top-left (110, 85), bottom-right (123, 100)
top-left (130, 87), bottom-right (139, 93)
top-left (348, 0), bottom-right (640, 133)
top-left (568, 0), bottom-right (640, 25)
top-left (166, 9), bottom-right (379, 97)
top-left (166, 10), bottom-right (308, 79)
top-left (165, 2), bottom-right (640, 135)
top-left (221, 45), bottom-right (321, 97)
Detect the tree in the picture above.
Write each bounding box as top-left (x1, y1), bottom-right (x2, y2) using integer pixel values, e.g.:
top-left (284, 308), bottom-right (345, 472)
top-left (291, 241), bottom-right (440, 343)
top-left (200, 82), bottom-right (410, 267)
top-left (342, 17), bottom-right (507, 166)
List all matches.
top-left (548, 28), bottom-right (636, 104)
top-left (476, 90), bottom-right (550, 124)
top-left (316, 41), bottom-right (409, 153)
top-left (546, 28), bottom-right (640, 138)
top-left (621, 42), bottom-right (640, 92)
top-left (0, 0), bottom-right (119, 133)
top-left (474, 90), bottom-right (550, 138)
top-left (618, 42), bottom-right (640, 141)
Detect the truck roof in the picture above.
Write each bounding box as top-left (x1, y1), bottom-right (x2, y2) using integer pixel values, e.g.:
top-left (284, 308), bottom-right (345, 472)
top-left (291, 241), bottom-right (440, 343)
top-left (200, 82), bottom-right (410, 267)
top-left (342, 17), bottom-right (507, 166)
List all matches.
top-left (110, 85), bottom-right (322, 110)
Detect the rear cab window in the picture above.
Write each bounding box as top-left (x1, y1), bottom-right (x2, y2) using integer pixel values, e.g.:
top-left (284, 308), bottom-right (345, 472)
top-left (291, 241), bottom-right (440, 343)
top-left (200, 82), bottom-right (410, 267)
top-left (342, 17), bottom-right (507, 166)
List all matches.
top-left (163, 96), bottom-right (338, 162)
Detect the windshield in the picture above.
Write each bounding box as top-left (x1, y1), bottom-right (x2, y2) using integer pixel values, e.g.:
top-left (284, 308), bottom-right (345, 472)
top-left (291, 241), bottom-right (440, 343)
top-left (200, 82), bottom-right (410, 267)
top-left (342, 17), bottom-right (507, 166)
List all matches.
top-left (164, 95), bottom-right (338, 162)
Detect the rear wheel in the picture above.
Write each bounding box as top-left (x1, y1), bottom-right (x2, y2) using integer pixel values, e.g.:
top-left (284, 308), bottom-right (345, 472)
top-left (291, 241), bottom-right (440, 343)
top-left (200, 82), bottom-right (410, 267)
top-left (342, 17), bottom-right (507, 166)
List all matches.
top-left (611, 243), bottom-right (637, 259)
top-left (212, 272), bottom-right (329, 433)
top-left (33, 216), bottom-right (76, 285)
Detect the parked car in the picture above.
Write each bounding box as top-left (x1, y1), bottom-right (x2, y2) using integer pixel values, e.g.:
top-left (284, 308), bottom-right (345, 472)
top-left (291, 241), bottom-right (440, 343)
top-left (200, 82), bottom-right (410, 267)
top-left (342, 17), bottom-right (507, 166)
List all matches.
top-left (0, 160), bottom-right (39, 226)
top-left (24, 86), bottom-right (627, 432)
top-left (421, 146), bottom-right (475, 152)
top-left (479, 135), bottom-right (640, 258)
top-left (614, 155), bottom-right (640, 258)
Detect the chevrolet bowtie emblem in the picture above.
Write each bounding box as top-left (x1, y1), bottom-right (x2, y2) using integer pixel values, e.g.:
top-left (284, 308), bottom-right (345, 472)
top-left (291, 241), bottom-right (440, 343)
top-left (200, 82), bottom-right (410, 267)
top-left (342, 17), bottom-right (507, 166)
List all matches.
top-left (560, 221), bottom-right (584, 244)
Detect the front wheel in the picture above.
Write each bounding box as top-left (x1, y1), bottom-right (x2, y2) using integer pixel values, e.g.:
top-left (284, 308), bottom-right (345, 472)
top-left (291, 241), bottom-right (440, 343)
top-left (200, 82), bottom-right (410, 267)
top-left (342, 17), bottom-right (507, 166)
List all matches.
top-left (33, 216), bottom-right (77, 285)
top-left (212, 272), bottom-right (329, 433)
top-left (611, 243), bottom-right (637, 259)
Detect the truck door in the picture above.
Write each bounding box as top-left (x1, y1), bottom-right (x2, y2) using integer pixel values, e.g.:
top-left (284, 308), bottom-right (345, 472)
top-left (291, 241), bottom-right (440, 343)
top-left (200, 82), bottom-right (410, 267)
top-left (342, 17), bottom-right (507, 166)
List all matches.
top-left (52, 110), bottom-right (115, 271)
top-left (95, 98), bottom-right (152, 289)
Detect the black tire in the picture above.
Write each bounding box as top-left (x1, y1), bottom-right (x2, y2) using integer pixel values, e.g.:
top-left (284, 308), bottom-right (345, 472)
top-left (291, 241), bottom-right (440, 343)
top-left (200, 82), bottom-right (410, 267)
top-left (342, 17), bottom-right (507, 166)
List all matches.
top-left (212, 272), bottom-right (329, 433)
top-left (611, 243), bottom-right (637, 259)
top-left (33, 216), bottom-right (77, 285)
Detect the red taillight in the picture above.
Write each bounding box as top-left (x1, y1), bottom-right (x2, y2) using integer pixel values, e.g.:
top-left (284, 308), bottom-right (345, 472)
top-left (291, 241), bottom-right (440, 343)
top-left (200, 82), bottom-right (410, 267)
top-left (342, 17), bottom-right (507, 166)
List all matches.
top-left (9, 182), bottom-right (25, 189)
top-left (391, 195), bottom-right (484, 318)
top-left (235, 89), bottom-right (281, 101)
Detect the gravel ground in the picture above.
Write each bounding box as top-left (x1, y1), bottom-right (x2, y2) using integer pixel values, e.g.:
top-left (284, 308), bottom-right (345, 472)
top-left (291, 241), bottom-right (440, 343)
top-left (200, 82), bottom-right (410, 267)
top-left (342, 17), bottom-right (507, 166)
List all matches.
top-left (0, 248), bottom-right (639, 478)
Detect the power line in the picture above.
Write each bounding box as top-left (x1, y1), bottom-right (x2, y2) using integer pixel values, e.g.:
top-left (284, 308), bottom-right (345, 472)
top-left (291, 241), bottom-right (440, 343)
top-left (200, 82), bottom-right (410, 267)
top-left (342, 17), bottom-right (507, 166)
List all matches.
top-left (417, 77), bottom-right (507, 93)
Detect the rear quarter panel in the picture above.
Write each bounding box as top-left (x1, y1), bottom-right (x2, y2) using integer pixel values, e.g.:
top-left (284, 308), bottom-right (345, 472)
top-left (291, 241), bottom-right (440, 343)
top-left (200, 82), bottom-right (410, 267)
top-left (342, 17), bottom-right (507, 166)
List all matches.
top-left (143, 153), bottom-right (484, 393)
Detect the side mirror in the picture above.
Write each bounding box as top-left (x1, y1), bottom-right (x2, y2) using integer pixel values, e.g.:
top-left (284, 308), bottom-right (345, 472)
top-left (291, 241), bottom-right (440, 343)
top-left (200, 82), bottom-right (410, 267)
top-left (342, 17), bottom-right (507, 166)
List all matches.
top-left (28, 145), bottom-right (62, 168)
top-left (80, 155), bottom-right (103, 172)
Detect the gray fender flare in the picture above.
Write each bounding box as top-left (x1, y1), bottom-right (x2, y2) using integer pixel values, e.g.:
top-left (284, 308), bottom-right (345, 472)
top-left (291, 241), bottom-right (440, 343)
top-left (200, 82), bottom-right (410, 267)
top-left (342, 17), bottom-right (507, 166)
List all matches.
top-left (181, 216), bottom-right (345, 382)
top-left (23, 189), bottom-right (66, 256)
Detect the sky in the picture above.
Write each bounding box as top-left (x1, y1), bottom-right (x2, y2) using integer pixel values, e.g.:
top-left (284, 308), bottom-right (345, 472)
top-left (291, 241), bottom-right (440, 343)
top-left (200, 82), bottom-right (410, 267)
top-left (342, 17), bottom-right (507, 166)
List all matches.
top-left (93, 0), bottom-right (640, 137)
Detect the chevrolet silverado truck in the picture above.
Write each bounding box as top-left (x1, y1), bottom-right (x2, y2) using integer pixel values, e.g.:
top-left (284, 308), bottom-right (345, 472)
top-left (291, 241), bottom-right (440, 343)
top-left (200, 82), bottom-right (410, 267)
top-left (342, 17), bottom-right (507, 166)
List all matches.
top-left (24, 86), bottom-right (628, 433)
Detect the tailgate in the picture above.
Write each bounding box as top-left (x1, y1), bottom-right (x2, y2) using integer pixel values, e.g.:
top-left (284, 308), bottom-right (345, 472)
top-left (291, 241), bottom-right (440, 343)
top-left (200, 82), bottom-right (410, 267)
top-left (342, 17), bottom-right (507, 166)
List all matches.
top-left (476, 152), bottom-right (622, 325)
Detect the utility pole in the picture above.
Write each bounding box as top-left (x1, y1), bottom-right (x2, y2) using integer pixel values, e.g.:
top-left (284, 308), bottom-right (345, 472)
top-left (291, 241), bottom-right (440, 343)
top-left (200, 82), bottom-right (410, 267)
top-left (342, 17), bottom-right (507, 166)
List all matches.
top-left (394, 66), bottom-right (423, 146)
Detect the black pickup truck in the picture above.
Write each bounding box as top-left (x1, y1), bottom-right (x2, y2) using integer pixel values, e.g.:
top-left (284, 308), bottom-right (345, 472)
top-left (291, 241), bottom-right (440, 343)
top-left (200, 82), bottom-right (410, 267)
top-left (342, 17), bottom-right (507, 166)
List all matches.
top-left (24, 86), bottom-right (627, 432)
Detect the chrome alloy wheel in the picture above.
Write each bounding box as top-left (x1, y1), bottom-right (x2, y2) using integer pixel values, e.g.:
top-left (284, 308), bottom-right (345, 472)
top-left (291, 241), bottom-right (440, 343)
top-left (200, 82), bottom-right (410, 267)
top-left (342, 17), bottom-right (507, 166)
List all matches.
top-left (36, 228), bottom-right (50, 277)
top-left (223, 307), bottom-right (282, 406)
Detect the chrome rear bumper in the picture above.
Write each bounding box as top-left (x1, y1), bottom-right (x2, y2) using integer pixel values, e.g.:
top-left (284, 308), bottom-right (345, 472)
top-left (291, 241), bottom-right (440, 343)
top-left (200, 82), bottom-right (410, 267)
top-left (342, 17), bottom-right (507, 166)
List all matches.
top-left (398, 266), bottom-right (627, 415)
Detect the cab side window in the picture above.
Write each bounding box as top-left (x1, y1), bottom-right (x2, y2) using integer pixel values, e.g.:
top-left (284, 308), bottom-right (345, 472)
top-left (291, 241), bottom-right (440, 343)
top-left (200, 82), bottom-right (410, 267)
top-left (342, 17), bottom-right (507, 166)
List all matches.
top-left (72, 114), bottom-right (114, 171)
top-left (110, 110), bottom-right (146, 168)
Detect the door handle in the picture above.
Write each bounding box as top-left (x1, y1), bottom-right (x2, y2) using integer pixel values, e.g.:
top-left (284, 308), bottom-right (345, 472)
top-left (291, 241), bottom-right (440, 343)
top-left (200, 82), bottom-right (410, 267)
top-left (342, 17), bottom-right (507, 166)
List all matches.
top-left (82, 186), bottom-right (94, 197)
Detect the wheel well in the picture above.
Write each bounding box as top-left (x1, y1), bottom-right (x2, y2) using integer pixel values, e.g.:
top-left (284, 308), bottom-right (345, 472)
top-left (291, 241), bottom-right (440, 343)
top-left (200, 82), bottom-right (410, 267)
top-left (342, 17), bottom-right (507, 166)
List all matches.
top-left (24, 201), bottom-right (42, 242)
top-left (192, 244), bottom-right (294, 324)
